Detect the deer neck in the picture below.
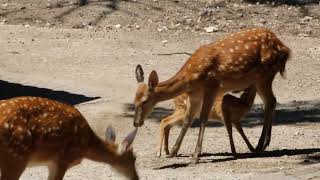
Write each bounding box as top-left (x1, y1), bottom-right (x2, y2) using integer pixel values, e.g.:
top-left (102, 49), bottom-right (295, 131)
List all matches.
top-left (154, 73), bottom-right (188, 102)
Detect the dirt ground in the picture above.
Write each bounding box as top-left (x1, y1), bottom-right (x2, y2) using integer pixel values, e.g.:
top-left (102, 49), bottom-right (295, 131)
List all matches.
top-left (0, 0), bottom-right (320, 179)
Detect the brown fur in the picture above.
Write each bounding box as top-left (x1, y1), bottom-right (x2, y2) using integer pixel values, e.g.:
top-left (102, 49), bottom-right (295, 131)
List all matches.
top-left (157, 86), bottom-right (256, 157)
top-left (0, 96), bottom-right (138, 180)
top-left (134, 28), bottom-right (291, 162)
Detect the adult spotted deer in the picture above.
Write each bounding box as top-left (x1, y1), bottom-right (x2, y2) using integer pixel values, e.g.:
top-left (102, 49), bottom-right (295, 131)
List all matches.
top-left (0, 96), bottom-right (139, 180)
top-left (133, 28), bottom-right (290, 163)
top-left (157, 86), bottom-right (256, 157)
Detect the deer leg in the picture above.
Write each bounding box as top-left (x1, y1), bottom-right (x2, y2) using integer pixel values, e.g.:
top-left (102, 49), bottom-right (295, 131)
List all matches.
top-left (168, 94), bottom-right (202, 158)
top-left (225, 120), bottom-right (237, 157)
top-left (0, 158), bottom-right (27, 180)
top-left (163, 126), bottom-right (171, 155)
top-left (164, 112), bottom-right (185, 155)
top-left (48, 161), bottom-right (69, 180)
top-left (157, 112), bottom-right (184, 157)
top-left (234, 121), bottom-right (255, 152)
top-left (193, 86), bottom-right (217, 163)
top-left (255, 80), bottom-right (276, 152)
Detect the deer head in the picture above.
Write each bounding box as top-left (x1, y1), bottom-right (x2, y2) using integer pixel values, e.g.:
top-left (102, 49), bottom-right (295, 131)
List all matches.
top-left (133, 65), bottom-right (159, 127)
top-left (105, 126), bottom-right (139, 180)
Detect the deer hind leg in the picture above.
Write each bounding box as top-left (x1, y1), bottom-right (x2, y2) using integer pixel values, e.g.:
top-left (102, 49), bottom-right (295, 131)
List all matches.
top-left (0, 157), bottom-right (27, 180)
top-left (157, 111), bottom-right (185, 157)
top-left (168, 93), bottom-right (202, 158)
top-left (234, 121), bottom-right (255, 152)
top-left (193, 84), bottom-right (217, 163)
top-left (255, 80), bottom-right (277, 152)
top-left (223, 113), bottom-right (237, 157)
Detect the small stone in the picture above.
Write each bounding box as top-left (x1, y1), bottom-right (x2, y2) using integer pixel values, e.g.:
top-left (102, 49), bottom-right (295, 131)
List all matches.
top-left (162, 40), bottom-right (168, 45)
top-left (302, 16), bottom-right (313, 21)
top-left (157, 26), bottom-right (168, 32)
top-left (24, 24), bottom-right (30, 28)
top-left (114, 24), bottom-right (121, 28)
top-left (204, 26), bottom-right (219, 33)
top-left (135, 25), bottom-right (141, 29)
top-left (0, 19), bottom-right (7, 25)
top-left (298, 33), bottom-right (309, 37)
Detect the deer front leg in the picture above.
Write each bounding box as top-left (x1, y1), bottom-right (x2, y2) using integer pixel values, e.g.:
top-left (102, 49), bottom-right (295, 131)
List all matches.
top-left (193, 86), bottom-right (217, 163)
top-left (255, 80), bottom-right (277, 152)
top-left (168, 94), bottom-right (202, 158)
top-left (0, 157), bottom-right (27, 180)
top-left (157, 112), bottom-right (184, 157)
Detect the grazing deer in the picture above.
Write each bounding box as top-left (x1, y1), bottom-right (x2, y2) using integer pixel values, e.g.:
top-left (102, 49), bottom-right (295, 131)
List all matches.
top-left (157, 85), bottom-right (256, 157)
top-left (133, 28), bottom-right (290, 163)
top-left (0, 96), bottom-right (139, 180)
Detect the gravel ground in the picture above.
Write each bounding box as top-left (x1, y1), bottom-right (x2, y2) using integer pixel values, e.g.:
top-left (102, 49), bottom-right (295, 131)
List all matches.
top-left (0, 23), bottom-right (319, 179)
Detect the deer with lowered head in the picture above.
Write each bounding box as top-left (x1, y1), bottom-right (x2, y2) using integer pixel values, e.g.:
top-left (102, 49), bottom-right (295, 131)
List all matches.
top-left (0, 96), bottom-right (139, 180)
top-left (133, 28), bottom-right (290, 163)
top-left (157, 85), bottom-right (256, 157)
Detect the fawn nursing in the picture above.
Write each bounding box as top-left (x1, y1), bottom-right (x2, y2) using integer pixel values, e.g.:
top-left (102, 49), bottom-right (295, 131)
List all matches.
top-left (156, 86), bottom-right (256, 157)
top-left (133, 28), bottom-right (290, 163)
top-left (0, 97), bottom-right (139, 180)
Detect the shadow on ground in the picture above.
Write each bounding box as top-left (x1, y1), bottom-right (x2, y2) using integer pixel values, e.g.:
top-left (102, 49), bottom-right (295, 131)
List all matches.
top-left (155, 148), bottom-right (320, 169)
top-left (0, 79), bottom-right (100, 105)
top-left (122, 99), bottom-right (320, 127)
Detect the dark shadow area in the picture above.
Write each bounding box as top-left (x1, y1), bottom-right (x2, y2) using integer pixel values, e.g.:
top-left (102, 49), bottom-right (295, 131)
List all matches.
top-left (52, 0), bottom-right (119, 26)
top-left (155, 148), bottom-right (320, 169)
top-left (300, 153), bottom-right (320, 165)
top-left (0, 9), bottom-right (24, 17)
top-left (0, 80), bottom-right (100, 105)
top-left (245, 0), bottom-right (320, 5)
top-left (122, 99), bottom-right (320, 127)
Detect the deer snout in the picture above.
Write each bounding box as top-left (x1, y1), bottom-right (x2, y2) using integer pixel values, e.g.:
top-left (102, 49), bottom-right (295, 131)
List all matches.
top-left (133, 108), bottom-right (144, 127)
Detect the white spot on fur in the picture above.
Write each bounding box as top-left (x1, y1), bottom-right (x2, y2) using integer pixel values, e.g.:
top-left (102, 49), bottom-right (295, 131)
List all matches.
top-left (244, 44), bottom-right (250, 50)
top-left (237, 40), bottom-right (244, 44)
top-left (229, 48), bottom-right (234, 53)
top-left (4, 122), bottom-right (9, 129)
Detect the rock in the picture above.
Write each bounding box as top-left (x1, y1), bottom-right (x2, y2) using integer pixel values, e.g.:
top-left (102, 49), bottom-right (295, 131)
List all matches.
top-left (298, 33), bottom-right (309, 37)
top-left (135, 25), bottom-right (141, 29)
top-left (114, 24), bottom-right (121, 28)
top-left (0, 19), bottom-right (7, 25)
top-left (204, 26), bottom-right (219, 33)
top-left (162, 40), bottom-right (168, 45)
top-left (302, 16), bottom-right (313, 21)
top-left (157, 26), bottom-right (168, 32)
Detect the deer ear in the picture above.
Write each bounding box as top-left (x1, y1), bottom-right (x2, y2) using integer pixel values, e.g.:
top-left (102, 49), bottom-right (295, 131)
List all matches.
top-left (148, 70), bottom-right (159, 90)
top-left (120, 128), bottom-right (138, 153)
top-left (135, 65), bottom-right (144, 83)
top-left (105, 126), bottom-right (116, 142)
